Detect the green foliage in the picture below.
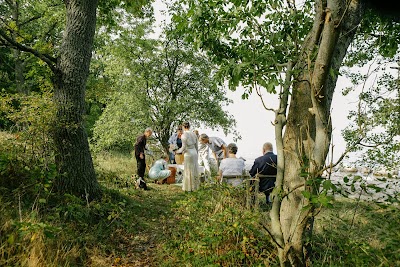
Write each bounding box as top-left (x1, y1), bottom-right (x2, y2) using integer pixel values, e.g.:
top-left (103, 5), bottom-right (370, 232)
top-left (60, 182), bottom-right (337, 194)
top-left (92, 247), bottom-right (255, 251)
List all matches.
top-left (0, 0), bottom-right (64, 94)
top-left (97, 0), bottom-right (153, 30)
top-left (170, 0), bottom-right (313, 93)
top-left (341, 65), bottom-right (400, 171)
top-left (91, 91), bottom-right (146, 152)
top-left (340, 9), bottom-right (400, 172)
top-left (336, 173), bottom-right (399, 205)
top-left (0, 92), bottom-right (56, 190)
top-left (91, 22), bottom-right (237, 152)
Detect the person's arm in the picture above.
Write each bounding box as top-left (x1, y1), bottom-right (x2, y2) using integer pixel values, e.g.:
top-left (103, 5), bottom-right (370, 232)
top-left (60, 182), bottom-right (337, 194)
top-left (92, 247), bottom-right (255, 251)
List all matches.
top-left (175, 134), bottom-right (187, 154)
top-left (249, 159), bottom-right (259, 177)
top-left (221, 144), bottom-right (228, 159)
top-left (194, 134), bottom-right (198, 152)
top-left (218, 160), bottom-right (226, 183)
top-left (168, 133), bottom-right (175, 145)
top-left (218, 169), bottom-right (223, 183)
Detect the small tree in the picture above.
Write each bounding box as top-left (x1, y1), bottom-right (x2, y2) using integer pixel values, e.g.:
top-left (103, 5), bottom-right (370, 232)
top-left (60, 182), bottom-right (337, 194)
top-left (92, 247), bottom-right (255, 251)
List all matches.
top-left (92, 25), bottom-right (237, 153)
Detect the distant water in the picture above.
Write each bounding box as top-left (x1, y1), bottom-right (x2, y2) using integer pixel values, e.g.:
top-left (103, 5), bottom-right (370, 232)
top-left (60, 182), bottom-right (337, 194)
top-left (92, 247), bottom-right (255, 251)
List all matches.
top-left (238, 156), bottom-right (400, 203)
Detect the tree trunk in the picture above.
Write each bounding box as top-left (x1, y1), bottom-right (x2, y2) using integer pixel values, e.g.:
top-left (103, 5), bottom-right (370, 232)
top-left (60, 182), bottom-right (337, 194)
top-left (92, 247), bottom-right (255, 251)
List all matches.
top-left (10, 0), bottom-right (27, 94)
top-left (273, 0), bottom-right (364, 265)
top-left (53, 0), bottom-right (100, 199)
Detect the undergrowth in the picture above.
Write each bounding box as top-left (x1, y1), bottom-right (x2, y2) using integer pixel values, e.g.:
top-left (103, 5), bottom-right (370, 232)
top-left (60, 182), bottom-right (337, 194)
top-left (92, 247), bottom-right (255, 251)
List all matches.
top-left (312, 199), bottom-right (400, 266)
top-left (156, 184), bottom-right (278, 266)
top-left (1, 130), bottom-right (399, 266)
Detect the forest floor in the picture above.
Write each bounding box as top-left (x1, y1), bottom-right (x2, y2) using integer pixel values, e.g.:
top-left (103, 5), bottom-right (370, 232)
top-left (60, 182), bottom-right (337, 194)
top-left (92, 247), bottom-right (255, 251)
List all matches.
top-left (2, 148), bottom-right (398, 267)
top-left (95, 182), bottom-right (186, 267)
top-left (91, 152), bottom-right (400, 267)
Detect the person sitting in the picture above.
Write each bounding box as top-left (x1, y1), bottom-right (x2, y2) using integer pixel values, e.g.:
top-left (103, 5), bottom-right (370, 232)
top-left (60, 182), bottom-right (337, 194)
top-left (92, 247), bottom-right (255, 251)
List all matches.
top-left (249, 142), bottom-right (277, 204)
top-left (148, 154), bottom-right (172, 184)
top-left (218, 143), bottom-right (246, 187)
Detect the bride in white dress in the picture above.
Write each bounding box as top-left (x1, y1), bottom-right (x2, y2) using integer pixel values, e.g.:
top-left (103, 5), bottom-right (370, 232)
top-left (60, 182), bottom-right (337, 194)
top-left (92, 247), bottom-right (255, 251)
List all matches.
top-left (175, 122), bottom-right (200, 191)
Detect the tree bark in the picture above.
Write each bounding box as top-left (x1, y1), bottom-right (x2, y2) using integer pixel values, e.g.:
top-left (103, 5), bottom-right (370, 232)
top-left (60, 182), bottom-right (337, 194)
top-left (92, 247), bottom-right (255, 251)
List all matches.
top-left (53, 0), bottom-right (101, 199)
top-left (274, 0), bottom-right (364, 265)
top-left (11, 1), bottom-right (27, 94)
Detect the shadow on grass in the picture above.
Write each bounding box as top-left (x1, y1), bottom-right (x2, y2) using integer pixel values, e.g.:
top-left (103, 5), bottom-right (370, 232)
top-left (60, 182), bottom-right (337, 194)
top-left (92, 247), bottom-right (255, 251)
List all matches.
top-left (0, 179), bottom-right (186, 267)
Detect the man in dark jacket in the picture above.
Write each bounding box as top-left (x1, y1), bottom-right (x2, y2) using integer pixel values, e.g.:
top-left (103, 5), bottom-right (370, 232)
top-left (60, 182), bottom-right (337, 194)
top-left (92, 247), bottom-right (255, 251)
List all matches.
top-left (134, 127), bottom-right (153, 189)
top-left (249, 142), bottom-right (277, 203)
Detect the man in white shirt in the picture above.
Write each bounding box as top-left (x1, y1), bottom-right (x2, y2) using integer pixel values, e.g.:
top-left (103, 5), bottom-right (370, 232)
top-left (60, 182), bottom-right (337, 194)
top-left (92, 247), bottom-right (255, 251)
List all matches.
top-left (199, 133), bottom-right (228, 168)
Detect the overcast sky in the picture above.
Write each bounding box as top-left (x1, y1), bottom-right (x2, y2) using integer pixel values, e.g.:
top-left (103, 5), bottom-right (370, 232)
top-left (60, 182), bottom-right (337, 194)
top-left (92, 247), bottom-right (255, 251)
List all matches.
top-left (195, 81), bottom-right (355, 163)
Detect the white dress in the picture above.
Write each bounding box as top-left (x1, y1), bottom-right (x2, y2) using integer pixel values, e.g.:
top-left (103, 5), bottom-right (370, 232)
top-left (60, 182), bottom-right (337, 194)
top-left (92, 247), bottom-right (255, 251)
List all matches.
top-left (176, 130), bottom-right (199, 191)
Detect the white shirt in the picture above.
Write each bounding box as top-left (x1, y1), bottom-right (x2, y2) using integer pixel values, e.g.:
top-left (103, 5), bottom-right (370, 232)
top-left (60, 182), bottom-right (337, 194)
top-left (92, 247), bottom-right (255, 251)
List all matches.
top-left (219, 157), bottom-right (245, 176)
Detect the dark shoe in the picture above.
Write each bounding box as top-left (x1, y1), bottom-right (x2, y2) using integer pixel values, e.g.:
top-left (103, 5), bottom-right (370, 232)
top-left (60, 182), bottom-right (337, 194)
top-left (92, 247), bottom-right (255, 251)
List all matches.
top-left (136, 177), bottom-right (148, 190)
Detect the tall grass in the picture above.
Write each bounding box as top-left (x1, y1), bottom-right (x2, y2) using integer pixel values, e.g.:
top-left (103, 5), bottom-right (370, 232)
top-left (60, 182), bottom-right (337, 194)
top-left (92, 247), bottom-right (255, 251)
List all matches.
top-left (1, 136), bottom-right (399, 266)
top-left (312, 200), bottom-right (400, 266)
top-left (156, 184), bottom-right (278, 266)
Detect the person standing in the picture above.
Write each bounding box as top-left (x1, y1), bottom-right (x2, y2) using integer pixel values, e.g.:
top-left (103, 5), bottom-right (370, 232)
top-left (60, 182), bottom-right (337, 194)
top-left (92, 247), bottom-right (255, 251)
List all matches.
top-left (199, 134), bottom-right (228, 167)
top-left (175, 122), bottom-right (200, 191)
top-left (168, 125), bottom-right (183, 164)
top-left (194, 130), bottom-right (211, 182)
top-left (249, 142), bottom-right (277, 204)
top-left (134, 127), bottom-right (153, 189)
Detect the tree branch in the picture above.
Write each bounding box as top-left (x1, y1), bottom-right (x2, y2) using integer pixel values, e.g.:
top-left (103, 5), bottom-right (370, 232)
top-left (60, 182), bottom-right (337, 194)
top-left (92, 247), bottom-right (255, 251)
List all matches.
top-left (0, 28), bottom-right (57, 72)
top-left (19, 14), bottom-right (42, 27)
top-left (4, 0), bottom-right (14, 8)
top-left (261, 223), bottom-right (284, 250)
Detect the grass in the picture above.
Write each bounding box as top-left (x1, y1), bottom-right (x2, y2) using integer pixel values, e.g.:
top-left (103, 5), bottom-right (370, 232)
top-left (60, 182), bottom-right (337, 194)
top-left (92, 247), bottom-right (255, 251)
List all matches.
top-left (312, 200), bottom-right (400, 266)
top-left (0, 146), bottom-right (399, 266)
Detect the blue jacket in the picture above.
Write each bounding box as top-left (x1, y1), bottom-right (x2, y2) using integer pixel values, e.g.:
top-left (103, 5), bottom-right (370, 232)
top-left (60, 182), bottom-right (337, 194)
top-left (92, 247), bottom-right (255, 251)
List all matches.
top-left (249, 151), bottom-right (277, 177)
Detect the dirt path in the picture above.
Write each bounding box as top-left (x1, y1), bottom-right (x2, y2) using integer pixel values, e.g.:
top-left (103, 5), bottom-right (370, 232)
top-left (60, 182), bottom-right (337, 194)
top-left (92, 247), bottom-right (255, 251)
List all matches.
top-left (115, 183), bottom-right (184, 267)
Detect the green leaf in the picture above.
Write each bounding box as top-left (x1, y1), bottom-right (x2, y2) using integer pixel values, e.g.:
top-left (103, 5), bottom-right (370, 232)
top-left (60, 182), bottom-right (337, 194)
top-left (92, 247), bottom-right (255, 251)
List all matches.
top-left (7, 234), bottom-right (15, 244)
top-left (302, 191), bottom-right (311, 199)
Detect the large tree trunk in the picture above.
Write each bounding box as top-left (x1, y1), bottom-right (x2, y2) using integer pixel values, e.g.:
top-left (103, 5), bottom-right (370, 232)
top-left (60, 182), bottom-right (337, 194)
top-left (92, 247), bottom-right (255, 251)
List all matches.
top-left (11, 1), bottom-right (27, 94)
top-left (53, 0), bottom-right (100, 199)
top-left (272, 0), bottom-right (364, 266)
top-left (8, 0), bottom-right (27, 95)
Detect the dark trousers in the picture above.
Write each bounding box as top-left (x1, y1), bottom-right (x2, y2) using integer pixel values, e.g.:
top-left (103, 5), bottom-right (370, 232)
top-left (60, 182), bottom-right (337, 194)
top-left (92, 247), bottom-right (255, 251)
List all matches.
top-left (169, 152), bottom-right (176, 164)
top-left (136, 157), bottom-right (146, 178)
top-left (259, 178), bottom-right (276, 203)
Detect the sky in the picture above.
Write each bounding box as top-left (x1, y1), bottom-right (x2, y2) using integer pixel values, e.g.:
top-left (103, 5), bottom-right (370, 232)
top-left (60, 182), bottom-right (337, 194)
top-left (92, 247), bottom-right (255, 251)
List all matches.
top-left (151, 0), bottom-right (367, 164)
top-left (195, 81), bottom-right (355, 163)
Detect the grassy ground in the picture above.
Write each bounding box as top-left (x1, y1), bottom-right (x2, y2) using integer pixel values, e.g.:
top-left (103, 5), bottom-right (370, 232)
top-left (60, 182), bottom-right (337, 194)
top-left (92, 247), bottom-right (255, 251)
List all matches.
top-left (1, 148), bottom-right (399, 266)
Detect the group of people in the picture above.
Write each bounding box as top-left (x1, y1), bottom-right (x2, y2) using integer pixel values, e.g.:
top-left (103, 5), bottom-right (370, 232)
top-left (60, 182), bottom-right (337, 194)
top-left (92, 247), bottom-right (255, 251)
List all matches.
top-left (133, 123), bottom-right (278, 204)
